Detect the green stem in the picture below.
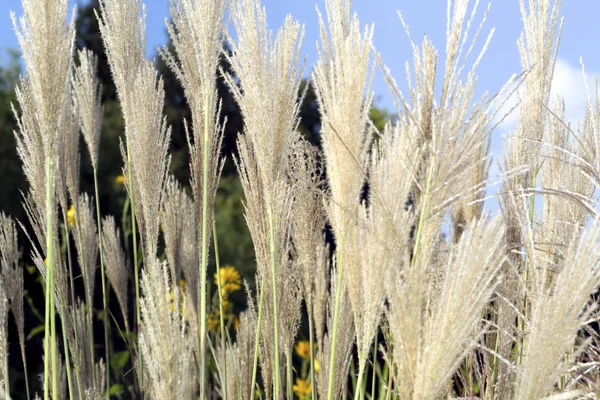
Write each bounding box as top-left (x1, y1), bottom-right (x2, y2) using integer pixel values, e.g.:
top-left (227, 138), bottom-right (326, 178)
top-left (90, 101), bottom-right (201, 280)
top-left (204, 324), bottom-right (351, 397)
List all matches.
top-left (250, 278), bottom-right (265, 400)
top-left (125, 139), bottom-right (141, 393)
top-left (371, 331), bottom-right (378, 400)
top-left (199, 91), bottom-right (211, 399)
top-left (214, 220), bottom-right (227, 400)
top-left (61, 312), bottom-right (74, 400)
top-left (377, 363), bottom-right (389, 400)
top-left (19, 340), bottom-right (30, 400)
top-left (286, 346), bottom-right (292, 400)
top-left (308, 316), bottom-right (316, 400)
top-left (267, 204), bottom-right (281, 399)
top-left (43, 154), bottom-right (57, 400)
top-left (326, 248), bottom-right (344, 400)
top-left (93, 168), bottom-right (110, 398)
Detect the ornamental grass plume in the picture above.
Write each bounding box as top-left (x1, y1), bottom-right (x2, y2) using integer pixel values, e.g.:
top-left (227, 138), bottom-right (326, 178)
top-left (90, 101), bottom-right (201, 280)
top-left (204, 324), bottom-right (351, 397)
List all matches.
top-left (161, 175), bottom-right (188, 283)
top-left (180, 195), bottom-right (199, 309)
top-left (289, 140), bottom-right (328, 334)
top-left (11, 0), bottom-right (75, 397)
top-left (223, 0), bottom-right (306, 396)
top-left (223, 310), bottom-right (255, 400)
top-left (161, 1), bottom-right (228, 381)
top-left (539, 99), bottom-right (596, 268)
top-left (72, 49), bottom-right (104, 173)
top-left (385, 216), bottom-right (505, 399)
top-left (72, 301), bottom-right (106, 398)
top-left (138, 258), bottom-right (195, 400)
top-left (514, 217), bottom-right (600, 399)
top-left (56, 98), bottom-right (80, 222)
top-left (102, 215), bottom-right (129, 333)
top-left (97, 0), bottom-right (171, 261)
top-left (498, 0), bottom-right (563, 394)
top-left (73, 194), bottom-right (99, 318)
top-left (316, 266), bottom-right (354, 400)
top-left (313, 0), bottom-right (374, 238)
top-left (312, 1), bottom-right (375, 395)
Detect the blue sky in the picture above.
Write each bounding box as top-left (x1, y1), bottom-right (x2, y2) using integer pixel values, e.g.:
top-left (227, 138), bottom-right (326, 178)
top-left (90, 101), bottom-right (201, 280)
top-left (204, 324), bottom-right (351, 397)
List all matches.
top-left (2, 0), bottom-right (599, 115)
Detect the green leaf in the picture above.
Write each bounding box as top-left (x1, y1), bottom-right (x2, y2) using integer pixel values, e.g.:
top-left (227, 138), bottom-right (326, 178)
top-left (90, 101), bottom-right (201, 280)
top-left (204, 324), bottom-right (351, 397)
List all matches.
top-left (27, 324), bottom-right (45, 340)
top-left (110, 350), bottom-right (130, 371)
top-left (108, 384), bottom-right (124, 396)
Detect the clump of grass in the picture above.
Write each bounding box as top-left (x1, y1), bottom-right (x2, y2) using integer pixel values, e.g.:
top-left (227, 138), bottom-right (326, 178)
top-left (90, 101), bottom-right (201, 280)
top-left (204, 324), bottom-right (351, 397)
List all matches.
top-left (7, 0), bottom-right (600, 398)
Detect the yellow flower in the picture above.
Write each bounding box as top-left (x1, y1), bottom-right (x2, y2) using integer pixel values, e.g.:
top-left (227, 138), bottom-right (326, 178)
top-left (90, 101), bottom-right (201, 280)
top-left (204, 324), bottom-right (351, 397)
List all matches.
top-left (232, 315), bottom-right (240, 331)
top-left (214, 266), bottom-right (241, 296)
top-left (314, 358), bottom-right (319, 374)
top-left (292, 378), bottom-right (311, 398)
top-left (220, 298), bottom-right (230, 313)
top-left (115, 175), bottom-right (126, 184)
top-left (208, 313), bottom-right (219, 331)
top-left (294, 340), bottom-right (311, 360)
top-left (67, 205), bottom-right (76, 228)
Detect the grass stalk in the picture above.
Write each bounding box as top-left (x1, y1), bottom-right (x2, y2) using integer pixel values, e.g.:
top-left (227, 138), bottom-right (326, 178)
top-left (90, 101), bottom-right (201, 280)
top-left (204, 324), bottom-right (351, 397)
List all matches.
top-left (250, 278), bottom-right (265, 400)
top-left (93, 168), bottom-right (110, 398)
top-left (213, 220), bottom-right (227, 400)
top-left (199, 91), bottom-right (211, 398)
top-left (43, 154), bottom-right (56, 400)
top-left (354, 355), bottom-right (368, 400)
top-left (326, 247), bottom-right (344, 400)
top-left (60, 311), bottom-right (74, 400)
top-left (308, 316), bottom-right (316, 400)
top-left (286, 346), bottom-right (292, 400)
top-left (124, 139), bottom-right (141, 393)
top-left (266, 203), bottom-right (281, 399)
top-left (371, 331), bottom-right (378, 399)
top-left (62, 214), bottom-right (78, 400)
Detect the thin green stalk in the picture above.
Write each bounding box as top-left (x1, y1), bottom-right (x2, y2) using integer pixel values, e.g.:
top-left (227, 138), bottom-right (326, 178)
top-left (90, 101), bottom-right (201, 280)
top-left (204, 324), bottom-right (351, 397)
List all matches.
top-left (60, 312), bottom-right (74, 400)
top-left (250, 278), bottom-right (265, 400)
top-left (326, 247), bottom-right (344, 400)
top-left (62, 216), bottom-right (76, 400)
top-left (384, 362), bottom-right (393, 400)
top-left (93, 168), bottom-right (110, 398)
top-left (43, 154), bottom-right (58, 400)
top-left (371, 332), bottom-right (378, 400)
top-left (286, 346), bottom-right (292, 400)
top-left (267, 203), bottom-right (281, 399)
top-left (377, 363), bottom-right (389, 400)
top-left (308, 316), bottom-right (316, 400)
top-left (199, 91), bottom-right (211, 399)
top-left (214, 220), bottom-right (227, 400)
top-left (354, 359), bottom-right (367, 400)
top-left (19, 343), bottom-right (30, 400)
top-left (125, 139), bottom-right (141, 393)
